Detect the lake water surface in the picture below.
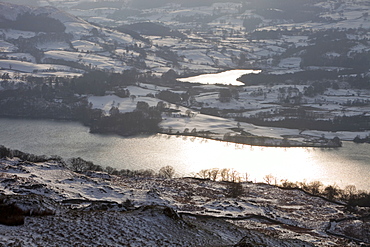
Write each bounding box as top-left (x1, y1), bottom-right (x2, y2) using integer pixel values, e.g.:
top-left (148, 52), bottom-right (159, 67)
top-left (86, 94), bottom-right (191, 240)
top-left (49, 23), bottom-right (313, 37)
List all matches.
top-left (178, 69), bottom-right (261, 86)
top-left (1, 118), bottom-right (369, 190)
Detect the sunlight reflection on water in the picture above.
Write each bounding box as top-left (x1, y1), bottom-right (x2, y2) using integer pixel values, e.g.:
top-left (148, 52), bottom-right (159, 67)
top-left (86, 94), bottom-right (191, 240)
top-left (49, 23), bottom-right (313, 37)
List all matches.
top-left (0, 118), bottom-right (369, 190)
top-left (178, 137), bottom-right (322, 183)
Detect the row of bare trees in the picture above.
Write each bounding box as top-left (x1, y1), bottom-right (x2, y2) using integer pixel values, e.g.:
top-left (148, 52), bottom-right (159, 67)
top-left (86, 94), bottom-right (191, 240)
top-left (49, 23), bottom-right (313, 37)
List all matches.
top-left (280, 179), bottom-right (368, 206)
top-left (194, 168), bottom-right (370, 206)
top-left (195, 168), bottom-right (249, 182)
top-left (68, 157), bottom-right (176, 179)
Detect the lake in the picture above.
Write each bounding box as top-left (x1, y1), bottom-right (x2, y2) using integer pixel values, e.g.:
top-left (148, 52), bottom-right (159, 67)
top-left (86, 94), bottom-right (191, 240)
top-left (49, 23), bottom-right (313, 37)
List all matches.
top-left (0, 118), bottom-right (369, 190)
top-left (178, 69), bottom-right (261, 86)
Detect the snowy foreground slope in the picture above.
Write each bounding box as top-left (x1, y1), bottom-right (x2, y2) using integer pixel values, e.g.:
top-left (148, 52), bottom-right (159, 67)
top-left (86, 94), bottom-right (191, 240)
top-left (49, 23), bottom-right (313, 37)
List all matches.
top-left (1, 156), bottom-right (369, 246)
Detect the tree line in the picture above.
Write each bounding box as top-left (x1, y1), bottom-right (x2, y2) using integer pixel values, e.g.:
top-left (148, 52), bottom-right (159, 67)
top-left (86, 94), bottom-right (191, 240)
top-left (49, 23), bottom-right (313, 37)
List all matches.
top-left (0, 145), bottom-right (176, 180)
top-left (0, 13), bottom-right (66, 33)
top-left (235, 114), bottom-right (370, 132)
top-left (89, 101), bottom-right (162, 136)
top-left (239, 70), bottom-right (370, 89)
top-left (194, 167), bottom-right (370, 207)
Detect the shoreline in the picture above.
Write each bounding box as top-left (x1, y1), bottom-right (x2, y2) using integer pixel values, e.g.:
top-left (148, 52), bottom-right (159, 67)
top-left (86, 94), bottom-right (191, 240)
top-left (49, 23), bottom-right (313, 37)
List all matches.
top-left (0, 115), bottom-right (350, 148)
top-left (161, 131), bottom-right (344, 148)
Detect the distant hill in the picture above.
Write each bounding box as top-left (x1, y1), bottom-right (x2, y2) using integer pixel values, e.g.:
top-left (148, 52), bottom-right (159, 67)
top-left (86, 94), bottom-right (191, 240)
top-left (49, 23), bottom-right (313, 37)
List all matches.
top-left (0, 2), bottom-right (87, 28)
top-left (0, 12), bottom-right (66, 33)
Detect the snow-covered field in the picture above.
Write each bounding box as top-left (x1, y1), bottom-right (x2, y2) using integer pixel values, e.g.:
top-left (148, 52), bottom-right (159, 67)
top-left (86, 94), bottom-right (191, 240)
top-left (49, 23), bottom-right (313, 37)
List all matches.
top-left (0, 0), bottom-right (369, 77)
top-left (88, 82), bottom-right (370, 142)
top-left (1, 156), bottom-right (369, 246)
top-left (0, 59), bottom-right (83, 75)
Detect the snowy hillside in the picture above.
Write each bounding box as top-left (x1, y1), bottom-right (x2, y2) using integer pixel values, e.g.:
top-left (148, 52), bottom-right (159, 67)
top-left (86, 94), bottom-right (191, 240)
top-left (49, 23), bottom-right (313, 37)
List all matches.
top-left (2, 0), bottom-right (369, 76)
top-left (1, 151), bottom-right (370, 246)
top-left (1, 0), bottom-right (370, 77)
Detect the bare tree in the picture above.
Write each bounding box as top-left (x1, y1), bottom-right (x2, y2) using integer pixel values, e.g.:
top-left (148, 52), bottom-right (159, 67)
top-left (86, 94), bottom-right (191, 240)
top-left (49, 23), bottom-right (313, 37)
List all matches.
top-left (105, 166), bottom-right (117, 175)
top-left (343, 185), bottom-right (357, 201)
top-left (280, 179), bottom-right (297, 188)
top-left (220, 168), bottom-right (230, 181)
top-left (158, 166), bottom-right (175, 179)
top-left (308, 181), bottom-right (323, 195)
top-left (324, 185), bottom-right (340, 200)
top-left (263, 174), bottom-right (275, 185)
top-left (197, 169), bottom-right (209, 179)
top-left (209, 168), bottom-right (220, 181)
top-left (244, 172), bottom-right (249, 182)
top-left (69, 157), bottom-right (93, 173)
top-left (229, 169), bottom-right (241, 182)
